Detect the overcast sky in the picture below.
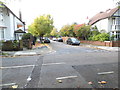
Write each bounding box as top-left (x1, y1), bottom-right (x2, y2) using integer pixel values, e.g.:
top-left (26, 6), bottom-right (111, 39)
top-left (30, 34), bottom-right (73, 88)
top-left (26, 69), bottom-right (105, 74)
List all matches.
top-left (6, 0), bottom-right (117, 30)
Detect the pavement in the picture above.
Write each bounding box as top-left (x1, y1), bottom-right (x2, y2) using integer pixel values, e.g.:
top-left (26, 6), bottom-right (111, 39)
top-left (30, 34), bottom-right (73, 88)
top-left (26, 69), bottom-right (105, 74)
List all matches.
top-left (80, 43), bottom-right (120, 52)
top-left (1, 42), bottom-right (119, 57)
top-left (1, 43), bottom-right (51, 57)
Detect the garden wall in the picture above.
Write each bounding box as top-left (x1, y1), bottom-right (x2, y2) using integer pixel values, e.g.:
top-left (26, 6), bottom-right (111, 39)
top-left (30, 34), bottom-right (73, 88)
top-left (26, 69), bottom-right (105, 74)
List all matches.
top-left (80, 40), bottom-right (120, 47)
top-left (62, 37), bottom-right (120, 47)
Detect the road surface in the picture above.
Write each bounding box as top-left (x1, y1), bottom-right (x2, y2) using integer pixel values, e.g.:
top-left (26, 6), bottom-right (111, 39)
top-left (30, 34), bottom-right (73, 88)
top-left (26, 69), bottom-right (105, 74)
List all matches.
top-left (1, 40), bottom-right (118, 89)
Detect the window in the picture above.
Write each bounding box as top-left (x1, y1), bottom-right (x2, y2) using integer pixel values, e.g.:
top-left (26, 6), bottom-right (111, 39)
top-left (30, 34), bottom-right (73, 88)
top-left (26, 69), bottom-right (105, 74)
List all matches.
top-left (0, 13), bottom-right (3, 21)
top-left (118, 18), bottom-right (120, 25)
top-left (0, 8), bottom-right (3, 21)
top-left (0, 28), bottom-right (4, 40)
top-left (112, 18), bottom-right (115, 25)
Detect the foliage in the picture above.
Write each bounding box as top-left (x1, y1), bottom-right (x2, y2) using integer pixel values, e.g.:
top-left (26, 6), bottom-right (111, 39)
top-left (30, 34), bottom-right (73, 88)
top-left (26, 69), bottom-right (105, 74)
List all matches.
top-left (59, 25), bottom-right (70, 36)
top-left (50, 28), bottom-right (58, 37)
top-left (2, 40), bottom-right (21, 51)
top-left (28, 14), bottom-right (54, 37)
top-left (44, 33), bottom-right (51, 37)
top-left (74, 25), bottom-right (91, 40)
top-left (0, 1), bottom-right (4, 7)
top-left (110, 35), bottom-right (116, 41)
top-left (91, 30), bottom-right (100, 36)
top-left (13, 40), bottom-right (19, 49)
top-left (22, 33), bottom-right (33, 40)
top-left (89, 33), bottom-right (110, 41)
top-left (59, 24), bottom-right (76, 37)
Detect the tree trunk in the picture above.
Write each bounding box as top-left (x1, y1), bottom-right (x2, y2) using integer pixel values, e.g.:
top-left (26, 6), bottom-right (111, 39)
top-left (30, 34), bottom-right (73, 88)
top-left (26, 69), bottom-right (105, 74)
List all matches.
top-left (39, 36), bottom-right (43, 43)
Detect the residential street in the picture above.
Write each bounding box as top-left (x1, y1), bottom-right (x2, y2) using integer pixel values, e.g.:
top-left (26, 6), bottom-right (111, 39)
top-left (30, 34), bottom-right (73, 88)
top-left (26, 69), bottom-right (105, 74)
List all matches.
top-left (1, 41), bottom-right (118, 89)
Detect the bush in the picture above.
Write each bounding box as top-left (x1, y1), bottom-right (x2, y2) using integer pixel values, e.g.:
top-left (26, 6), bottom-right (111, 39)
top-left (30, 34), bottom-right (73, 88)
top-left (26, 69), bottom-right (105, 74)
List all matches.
top-left (2, 41), bottom-right (14, 51)
top-left (2, 40), bottom-right (21, 51)
top-left (13, 40), bottom-right (20, 51)
top-left (22, 33), bottom-right (33, 40)
top-left (89, 33), bottom-right (110, 41)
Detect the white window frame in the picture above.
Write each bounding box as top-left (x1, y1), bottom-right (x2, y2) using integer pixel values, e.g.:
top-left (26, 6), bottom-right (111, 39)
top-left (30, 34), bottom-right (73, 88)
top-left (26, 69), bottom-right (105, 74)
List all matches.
top-left (0, 27), bottom-right (5, 40)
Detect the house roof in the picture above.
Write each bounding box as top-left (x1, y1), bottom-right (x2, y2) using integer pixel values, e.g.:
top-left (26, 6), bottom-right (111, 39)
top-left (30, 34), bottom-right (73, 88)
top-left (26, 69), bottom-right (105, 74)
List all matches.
top-left (74, 24), bottom-right (85, 30)
top-left (14, 29), bottom-right (26, 33)
top-left (1, 3), bottom-right (25, 25)
top-left (88, 7), bottom-right (119, 25)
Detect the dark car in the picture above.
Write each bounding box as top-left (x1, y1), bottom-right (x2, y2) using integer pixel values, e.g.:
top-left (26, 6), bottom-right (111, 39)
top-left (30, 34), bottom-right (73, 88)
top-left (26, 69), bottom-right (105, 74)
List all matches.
top-left (44, 38), bottom-right (50, 43)
top-left (57, 38), bottom-right (63, 42)
top-left (66, 37), bottom-right (80, 45)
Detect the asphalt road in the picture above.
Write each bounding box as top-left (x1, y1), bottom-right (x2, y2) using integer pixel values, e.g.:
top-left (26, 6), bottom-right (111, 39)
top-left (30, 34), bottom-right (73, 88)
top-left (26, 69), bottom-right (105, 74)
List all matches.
top-left (1, 56), bottom-right (40, 88)
top-left (1, 40), bottom-right (119, 89)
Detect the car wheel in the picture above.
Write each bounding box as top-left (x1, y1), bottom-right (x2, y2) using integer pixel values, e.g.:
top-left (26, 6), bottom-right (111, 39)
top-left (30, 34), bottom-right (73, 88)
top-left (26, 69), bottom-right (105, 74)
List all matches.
top-left (70, 42), bottom-right (72, 45)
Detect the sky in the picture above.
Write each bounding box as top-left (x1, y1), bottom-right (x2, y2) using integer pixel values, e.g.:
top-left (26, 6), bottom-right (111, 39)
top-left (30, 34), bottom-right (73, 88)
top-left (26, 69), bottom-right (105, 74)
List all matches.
top-left (4, 0), bottom-right (117, 30)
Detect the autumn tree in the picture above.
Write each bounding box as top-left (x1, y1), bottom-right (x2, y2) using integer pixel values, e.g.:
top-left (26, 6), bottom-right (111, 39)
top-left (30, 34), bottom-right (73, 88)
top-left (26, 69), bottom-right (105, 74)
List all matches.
top-left (28, 14), bottom-right (54, 42)
top-left (74, 25), bottom-right (91, 40)
top-left (50, 28), bottom-right (58, 37)
top-left (59, 24), bottom-right (76, 37)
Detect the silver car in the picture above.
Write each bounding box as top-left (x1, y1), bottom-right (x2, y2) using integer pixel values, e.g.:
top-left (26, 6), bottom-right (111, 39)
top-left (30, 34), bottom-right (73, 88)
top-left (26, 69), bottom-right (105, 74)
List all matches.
top-left (66, 38), bottom-right (80, 45)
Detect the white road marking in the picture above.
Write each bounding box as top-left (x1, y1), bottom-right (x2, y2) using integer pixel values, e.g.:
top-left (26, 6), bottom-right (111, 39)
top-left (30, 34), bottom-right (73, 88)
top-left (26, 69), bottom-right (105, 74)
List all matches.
top-left (14, 52), bottom-right (36, 55)
top-left (27, 77), bottom-right (32, 81)
top-left (48, 50), bottom-right (56, 54)
top-left (98, 71), bottom-right (114, 75)
top-left (42, 62), bottom-right (66, 66)
top-left (56, 75), bottom-right (78, 80)
top-left (0, 65), bottom-right (34, 69)
top-left (0, 83), bottom-right (16, 87)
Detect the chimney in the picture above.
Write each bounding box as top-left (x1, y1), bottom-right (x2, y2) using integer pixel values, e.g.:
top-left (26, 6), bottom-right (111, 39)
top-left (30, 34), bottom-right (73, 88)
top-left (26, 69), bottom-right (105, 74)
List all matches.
top-left (19, 10), bottom-right (22, 20)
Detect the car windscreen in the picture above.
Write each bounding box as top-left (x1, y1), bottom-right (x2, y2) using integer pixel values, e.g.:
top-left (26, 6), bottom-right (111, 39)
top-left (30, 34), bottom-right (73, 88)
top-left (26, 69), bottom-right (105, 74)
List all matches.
top-left (71, 38), bottom-right (78, 41)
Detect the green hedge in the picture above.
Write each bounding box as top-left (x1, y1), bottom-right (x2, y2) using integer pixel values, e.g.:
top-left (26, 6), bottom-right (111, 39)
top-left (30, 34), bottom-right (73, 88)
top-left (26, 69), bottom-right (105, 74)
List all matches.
top-left (1, 40), bottom-right (23, 51)
top-left (88, 33), bottom-right (110, 41)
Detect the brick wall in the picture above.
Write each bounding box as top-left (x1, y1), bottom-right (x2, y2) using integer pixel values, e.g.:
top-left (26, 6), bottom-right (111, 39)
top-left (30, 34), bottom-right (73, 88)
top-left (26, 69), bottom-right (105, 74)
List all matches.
top-left (62, 37), bottom-right (120, 47)
top-left (80, 40), bottom-right (120, 47)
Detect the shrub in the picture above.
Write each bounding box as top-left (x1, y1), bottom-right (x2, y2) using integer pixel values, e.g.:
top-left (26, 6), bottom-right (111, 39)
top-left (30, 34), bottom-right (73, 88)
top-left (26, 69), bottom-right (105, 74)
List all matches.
top-left (22, 33), bottom-right (33, 40)
top-left (89, 33), bottom-right (110, 41)
top-left (2, 41), bottom-right (14, 51)
top-left (22, 33), bottom-right (33, 49)
top-left (13, 40), bottom-right (20, 51)
top-left (2, 40), bottom-right (21, 51)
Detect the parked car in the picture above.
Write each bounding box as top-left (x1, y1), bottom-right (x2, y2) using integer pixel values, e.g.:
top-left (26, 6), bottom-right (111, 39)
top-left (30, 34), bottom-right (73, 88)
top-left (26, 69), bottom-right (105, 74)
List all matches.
top-left (66, 37), bottom-right (80, 45)
top-left (44, 38), bottom-right (50, 43)
top-left (52, 38), bottom-right (58, 41)
top-left (57, 38), bottom-right (63, 42)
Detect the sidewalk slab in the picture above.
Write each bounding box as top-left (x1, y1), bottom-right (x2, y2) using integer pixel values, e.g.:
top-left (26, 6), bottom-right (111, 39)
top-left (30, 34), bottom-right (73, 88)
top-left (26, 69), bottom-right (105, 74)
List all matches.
top-left (81, 43), bottom-right (119, 52)
top-left (14, 51), bottom-right (37, 56)
top-left (96, 46), bottom-right (119, 52)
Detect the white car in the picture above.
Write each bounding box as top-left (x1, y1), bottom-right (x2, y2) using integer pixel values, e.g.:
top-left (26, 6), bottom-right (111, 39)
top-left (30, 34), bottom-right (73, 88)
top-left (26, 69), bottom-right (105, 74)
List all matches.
top-left (52, 38), bottom-right (57, 41)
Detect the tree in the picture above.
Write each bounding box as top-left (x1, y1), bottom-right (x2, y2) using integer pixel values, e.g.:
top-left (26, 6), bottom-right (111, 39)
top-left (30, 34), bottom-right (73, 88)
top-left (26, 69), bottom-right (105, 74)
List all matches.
top-left (74, 25), bottom-right (91, 40)
top-left (50, 28), bottom-right (58, 37)
top-left (59, 25), bottom-right (70, 36)
top-left (59, 24), bottom-right (76, 37)
top-left (0, 1), bottom-right (5, 7)
top-left (67, 24), bottom-right (76, 37)
top-left (28, 14), bottom-right (54, 42)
